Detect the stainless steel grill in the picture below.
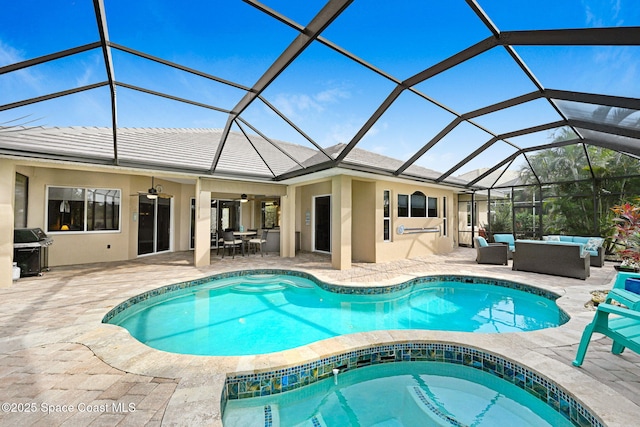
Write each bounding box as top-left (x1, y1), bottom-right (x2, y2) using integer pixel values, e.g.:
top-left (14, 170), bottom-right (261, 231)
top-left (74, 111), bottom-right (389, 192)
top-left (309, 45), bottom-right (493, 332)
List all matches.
top-left (13, 228), bottom-right (53, 277)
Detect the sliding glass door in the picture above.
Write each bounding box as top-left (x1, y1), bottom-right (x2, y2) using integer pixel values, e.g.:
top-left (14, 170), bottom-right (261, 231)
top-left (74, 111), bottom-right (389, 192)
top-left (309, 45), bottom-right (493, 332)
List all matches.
top-left (138, 196), bottom-right (171, 255)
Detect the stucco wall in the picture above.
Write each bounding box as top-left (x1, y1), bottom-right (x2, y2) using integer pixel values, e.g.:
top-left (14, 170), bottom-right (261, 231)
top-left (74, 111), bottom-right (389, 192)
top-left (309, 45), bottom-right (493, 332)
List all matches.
top-left (375, 180), bottom-right (454, 263)
top-left (352, 180), bottom-right (376, 262)
top-left (298, 181), bottom-right (332, 252)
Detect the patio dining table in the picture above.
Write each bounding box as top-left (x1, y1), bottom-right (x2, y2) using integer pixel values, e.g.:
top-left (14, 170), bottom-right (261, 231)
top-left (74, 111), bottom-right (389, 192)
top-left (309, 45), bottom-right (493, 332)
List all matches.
top-left (233, 231), bottom-right (256, 255)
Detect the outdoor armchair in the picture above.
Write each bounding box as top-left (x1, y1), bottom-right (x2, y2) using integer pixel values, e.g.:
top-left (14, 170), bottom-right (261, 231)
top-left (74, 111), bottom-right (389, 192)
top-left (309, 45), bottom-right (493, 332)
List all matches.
top-left (474, 237), bottom-right (508, 265)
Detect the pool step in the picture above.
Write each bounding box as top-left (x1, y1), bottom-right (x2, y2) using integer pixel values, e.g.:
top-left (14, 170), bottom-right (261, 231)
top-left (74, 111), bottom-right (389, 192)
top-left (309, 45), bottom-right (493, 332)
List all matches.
top-left (407, 386), bottom-right (468, 427)
top-left (230, 275), bottom-right (315, 293)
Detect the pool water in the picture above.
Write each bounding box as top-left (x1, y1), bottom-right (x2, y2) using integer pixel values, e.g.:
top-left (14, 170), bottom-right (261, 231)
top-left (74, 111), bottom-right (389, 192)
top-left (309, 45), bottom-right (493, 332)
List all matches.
top-left (223, 362), bottom-right (573, 427)
top-left (110, 275), bottom-right (562, 356)
top-left (108, 273), bottom-right (565, 356)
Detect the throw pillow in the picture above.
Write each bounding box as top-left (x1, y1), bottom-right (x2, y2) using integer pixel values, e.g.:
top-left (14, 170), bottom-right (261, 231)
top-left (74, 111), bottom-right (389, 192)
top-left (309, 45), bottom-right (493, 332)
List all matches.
top-left (625, 278), bottom-right (640, 295)
top-left (544, 235), bottom-right (561, 241)
top-left (584, 237), bottom-right (603, 251)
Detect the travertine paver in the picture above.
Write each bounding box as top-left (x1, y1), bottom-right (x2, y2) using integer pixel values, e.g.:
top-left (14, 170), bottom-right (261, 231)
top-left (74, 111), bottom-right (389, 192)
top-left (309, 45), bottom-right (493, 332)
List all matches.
top-left (0, 248), bottom-right (639, 426)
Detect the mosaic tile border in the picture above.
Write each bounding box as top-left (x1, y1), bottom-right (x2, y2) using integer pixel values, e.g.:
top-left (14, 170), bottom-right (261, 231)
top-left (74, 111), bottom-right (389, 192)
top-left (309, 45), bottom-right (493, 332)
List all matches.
top-left (102, 269), bottom-right (568, 324)
top-left (222, 343), bottom-right (602, 427)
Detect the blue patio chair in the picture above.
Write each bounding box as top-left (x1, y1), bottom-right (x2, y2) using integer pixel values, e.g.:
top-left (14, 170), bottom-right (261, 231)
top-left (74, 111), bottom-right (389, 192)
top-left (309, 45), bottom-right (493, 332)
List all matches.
top-left (573, 302), bottom-right (640, 367)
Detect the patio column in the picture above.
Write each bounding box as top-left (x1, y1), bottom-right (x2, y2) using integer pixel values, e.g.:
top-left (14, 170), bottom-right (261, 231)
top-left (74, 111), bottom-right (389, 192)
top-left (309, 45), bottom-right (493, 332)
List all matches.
top-left (0, 159), bottom-right (15, 287)
top-left (280, 185), bottom-right (296, 258)
top-left (332, 175), bottom-right (352, 270)
top-left (193, 179), bottom-right (211, 267)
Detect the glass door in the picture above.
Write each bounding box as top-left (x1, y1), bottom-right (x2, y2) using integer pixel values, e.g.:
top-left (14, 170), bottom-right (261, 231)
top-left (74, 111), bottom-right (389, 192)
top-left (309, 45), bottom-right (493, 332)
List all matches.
top-left (314, 195), bottom-right (331, 253)
top-left (138, 196), bottom-right (171, 255)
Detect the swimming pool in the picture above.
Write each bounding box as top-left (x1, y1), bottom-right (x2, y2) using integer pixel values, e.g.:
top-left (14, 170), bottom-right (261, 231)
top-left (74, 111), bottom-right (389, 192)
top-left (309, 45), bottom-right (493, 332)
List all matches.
top-left (222, 343), bottom-right (602, 427)
top-left (224, 362), bottom-right (573, 427)
top-left (103, 270), bottom-right (568, 356)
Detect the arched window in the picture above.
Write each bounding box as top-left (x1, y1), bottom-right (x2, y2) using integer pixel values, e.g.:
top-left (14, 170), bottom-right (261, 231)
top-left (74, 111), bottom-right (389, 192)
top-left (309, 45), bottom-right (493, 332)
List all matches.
top-left (410, 191), bottom-right (426, 217)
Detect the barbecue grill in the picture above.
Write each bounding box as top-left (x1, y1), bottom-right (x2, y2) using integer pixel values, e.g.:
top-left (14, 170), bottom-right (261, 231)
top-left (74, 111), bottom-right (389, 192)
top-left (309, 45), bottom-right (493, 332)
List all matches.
top-left (13, 228), bottom-right (53, 277)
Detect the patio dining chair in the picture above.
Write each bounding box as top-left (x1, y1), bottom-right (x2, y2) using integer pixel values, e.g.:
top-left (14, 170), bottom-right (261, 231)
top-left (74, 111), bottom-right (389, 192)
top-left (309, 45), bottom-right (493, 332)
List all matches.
top-left (222, 230), bottom-right (243, 258)
top-left (249, 230), bottom-right (269, 256)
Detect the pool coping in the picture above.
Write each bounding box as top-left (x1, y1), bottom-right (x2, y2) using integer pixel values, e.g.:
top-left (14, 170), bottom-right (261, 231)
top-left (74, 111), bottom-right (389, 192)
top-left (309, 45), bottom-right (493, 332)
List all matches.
top-left (80, 268), bottom-right (639, 427)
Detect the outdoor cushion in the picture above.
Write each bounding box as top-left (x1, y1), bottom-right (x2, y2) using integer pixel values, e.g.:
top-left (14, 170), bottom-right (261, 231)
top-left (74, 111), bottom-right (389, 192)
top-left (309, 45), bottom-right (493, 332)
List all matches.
top-left (477, 236), bottom-right (489, 247)
top-left (584, 237), bottom-right (604, 251)
top-left (626, 278), bottom-right (640, 295)
top-left (493, 234), bottom-right (515, 249)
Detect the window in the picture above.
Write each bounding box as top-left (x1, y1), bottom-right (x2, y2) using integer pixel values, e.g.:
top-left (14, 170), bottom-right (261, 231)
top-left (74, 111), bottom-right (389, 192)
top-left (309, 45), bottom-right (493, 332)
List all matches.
top-left (261, 200), bottom-right (280, 228)
top-left (442, 196), bottom-right (447, 236)
top-left (383, 190), bottom-right (391, 241)
top-left (398, 194), bottom-right (409, 217)
top-left (399, 191), bottom-right (438, 218)
top-left (410, 191), bottom-right (426, 217)
top-left (428, 197), bottom-right (438, 217)
top-left (47, 186), bottom-right (121, 232)
top-left (14, 173), bottom-right (28, 228)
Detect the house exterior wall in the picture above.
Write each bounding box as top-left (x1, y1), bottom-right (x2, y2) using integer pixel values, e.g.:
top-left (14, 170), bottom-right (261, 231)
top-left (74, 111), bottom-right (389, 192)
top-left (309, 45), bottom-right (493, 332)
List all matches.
top-left (298, 181), bottom-right (332, 252)
top-left (2, 157), bottom-right (460, 285)
top-left (374, 180), bottom-right (454, 263)
top-left (294, 175), bottom-right (456, 265)
top-left (0, 159), bottom-right (15, 287)
top-left (352, 180), bottom-right (376, 262)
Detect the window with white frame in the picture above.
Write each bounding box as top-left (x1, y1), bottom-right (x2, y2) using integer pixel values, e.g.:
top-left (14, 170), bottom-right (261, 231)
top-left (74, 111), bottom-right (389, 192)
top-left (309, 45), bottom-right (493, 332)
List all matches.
top-left (47, 186), bottom-right (121, 232)
top-left (427, 196), bottom-right (438, 217)
top-left (410, 191), bottom-right (426, 217)
top-left (383, 190), bottom-right (391, 241)
top-left (398, 191), bottom-right (438, 218)
top-left (398, 194), bottom-right (409, 217)
top-left (442, 196), bottom-right (448, 236)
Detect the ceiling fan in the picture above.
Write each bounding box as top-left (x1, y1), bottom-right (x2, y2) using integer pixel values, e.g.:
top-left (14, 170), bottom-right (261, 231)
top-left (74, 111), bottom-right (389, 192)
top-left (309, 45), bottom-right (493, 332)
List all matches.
top-left (131, 177), bottom-right (172, 199)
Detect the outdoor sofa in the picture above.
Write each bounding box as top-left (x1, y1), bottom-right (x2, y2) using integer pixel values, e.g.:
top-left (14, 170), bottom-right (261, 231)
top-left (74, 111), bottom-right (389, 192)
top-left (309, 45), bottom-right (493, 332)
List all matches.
top-left (542, 235), bottom-right (605, 267)
top-left (493, 233), bottom-right (604, 267)
top-left (512, 239), bottom-right (590, 280)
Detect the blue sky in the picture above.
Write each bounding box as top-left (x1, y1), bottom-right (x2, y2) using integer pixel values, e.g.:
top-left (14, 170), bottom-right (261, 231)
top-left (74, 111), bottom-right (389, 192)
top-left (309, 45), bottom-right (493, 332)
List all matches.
top-left (1, 0), bottom-right (639, 179)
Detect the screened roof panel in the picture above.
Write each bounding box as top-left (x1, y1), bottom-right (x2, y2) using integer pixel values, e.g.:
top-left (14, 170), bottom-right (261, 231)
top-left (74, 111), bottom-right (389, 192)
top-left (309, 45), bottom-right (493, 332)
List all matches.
top-left (0, 87), bottom-right (113, 129)
top-left (477, 0), bottom-right (640, 30)
top-left (257, 1), bottom-right (326, 25)
top-left (239, 99), bottom-right (328, 153)
top-left (0, 2), bottom-right (98, 61)
top-left (450, 140), bottom-right (519, 180)
top-left (1, 0), bottom-right (639, 190)
top-left (523, 144), bottom-right (593, 184)
top-left (555, 100), bottom-right (640, 131)
top-left (505, 126), bottom-right (578, 150)
top-left (258, 41), bottom-right (395, 148)
top-left (586, 145), bottom-right (640, 178)
top-left (414, 121), bottom-right (494, 173)
top-left (515, 45), bottom-right (640, 98)
top-left (355, 89), bottom-right (456, 162)
top-left (578, 128), bottom-right (640, 157)
top-left (472, 99), bottom-right (563, 136)
top-left (413, 47), bottom-right (540, 113)
top-left (116, 87), bottom-right (230, 129)
top-left (321, 0), bottom-right (491, 79)
top-left (111, 50), bottom-right (247, 112)
top-left (0, 49), bottom-right (106, 107)
top-left (104, 1), bottom-right (299, 87)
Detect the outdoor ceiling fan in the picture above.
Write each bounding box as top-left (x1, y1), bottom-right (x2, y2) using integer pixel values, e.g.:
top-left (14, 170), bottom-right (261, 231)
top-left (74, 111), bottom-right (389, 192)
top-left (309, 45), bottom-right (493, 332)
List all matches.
top-left (131, 177), bottom-right (171, 199)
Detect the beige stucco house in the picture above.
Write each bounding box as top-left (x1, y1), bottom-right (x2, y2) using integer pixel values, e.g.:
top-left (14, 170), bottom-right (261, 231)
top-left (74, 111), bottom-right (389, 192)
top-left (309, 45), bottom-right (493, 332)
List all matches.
top-left (1, 127), bottom-right (473, 288)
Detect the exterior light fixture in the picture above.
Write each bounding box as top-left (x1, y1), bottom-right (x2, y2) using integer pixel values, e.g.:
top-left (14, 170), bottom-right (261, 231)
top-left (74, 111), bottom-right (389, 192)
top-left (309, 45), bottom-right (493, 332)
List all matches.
top-left (240, 194), bottom-right (248, 203)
